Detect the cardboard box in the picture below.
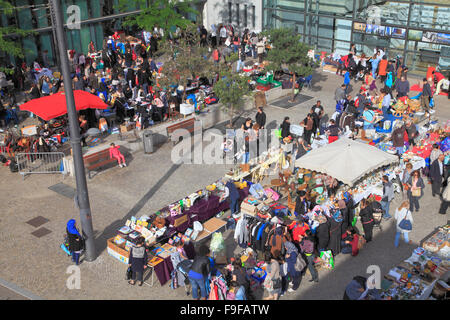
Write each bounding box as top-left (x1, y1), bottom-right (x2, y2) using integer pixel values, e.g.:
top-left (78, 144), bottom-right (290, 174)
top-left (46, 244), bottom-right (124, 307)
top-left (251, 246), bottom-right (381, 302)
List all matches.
top-left (107, 237), bottom-right (129, 264)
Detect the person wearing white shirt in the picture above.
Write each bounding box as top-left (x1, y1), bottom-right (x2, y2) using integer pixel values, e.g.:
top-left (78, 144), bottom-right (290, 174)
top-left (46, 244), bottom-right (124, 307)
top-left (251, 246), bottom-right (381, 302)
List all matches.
top-left (220, 26), bottom-right (227, 45)
top-left (394, 201), bottom-right (413, 247)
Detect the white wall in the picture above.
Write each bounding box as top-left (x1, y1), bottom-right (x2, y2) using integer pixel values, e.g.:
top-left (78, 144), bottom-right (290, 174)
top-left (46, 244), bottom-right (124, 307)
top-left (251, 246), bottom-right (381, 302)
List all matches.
top-left (202, 0), bottom-right (263, 34)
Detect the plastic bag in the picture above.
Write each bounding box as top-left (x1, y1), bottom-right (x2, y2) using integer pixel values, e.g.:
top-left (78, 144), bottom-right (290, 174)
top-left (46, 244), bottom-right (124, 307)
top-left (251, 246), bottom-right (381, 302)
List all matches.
top-left (210, 232), bottom-right (225, 253)
top-left (319, 250), bottom-right (335, 270)
top-left (126, 267), bottom-right (132, 280)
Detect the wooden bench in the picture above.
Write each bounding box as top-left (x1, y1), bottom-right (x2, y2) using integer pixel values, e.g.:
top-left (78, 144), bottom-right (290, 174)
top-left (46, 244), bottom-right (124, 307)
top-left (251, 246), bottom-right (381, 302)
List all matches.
top-left (83, 148), bottom-right (122, 179)
top-left (166, 117), bottom-right (197, 146)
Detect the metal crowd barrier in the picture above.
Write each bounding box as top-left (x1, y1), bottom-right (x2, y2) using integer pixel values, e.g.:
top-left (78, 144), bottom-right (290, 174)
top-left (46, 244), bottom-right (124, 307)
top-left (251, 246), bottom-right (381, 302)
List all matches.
top-left (15, 152), bottom-right (66, 180)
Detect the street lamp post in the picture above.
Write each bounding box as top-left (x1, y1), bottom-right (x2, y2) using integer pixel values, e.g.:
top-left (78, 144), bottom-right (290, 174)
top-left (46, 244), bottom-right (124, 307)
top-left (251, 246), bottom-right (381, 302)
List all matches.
top-left (49, 0), bottom-right (96, 262)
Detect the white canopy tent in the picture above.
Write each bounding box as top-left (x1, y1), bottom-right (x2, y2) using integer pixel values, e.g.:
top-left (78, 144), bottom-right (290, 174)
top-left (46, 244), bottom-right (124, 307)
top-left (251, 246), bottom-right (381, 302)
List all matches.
top-left (294, 138), bottom-right (399, 186)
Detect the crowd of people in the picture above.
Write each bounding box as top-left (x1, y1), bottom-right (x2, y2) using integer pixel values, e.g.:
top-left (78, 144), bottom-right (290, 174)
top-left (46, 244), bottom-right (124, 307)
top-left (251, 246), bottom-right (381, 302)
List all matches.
top-left (9, 22), bottom-right (443, 301)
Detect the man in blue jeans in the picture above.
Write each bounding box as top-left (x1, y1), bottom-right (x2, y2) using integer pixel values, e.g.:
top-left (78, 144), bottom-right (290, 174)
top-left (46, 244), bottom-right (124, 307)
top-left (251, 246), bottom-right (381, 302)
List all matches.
top-left (381, 175), bottom-right (394, 220)
top-left (188, 245), bottom-right (211, 300)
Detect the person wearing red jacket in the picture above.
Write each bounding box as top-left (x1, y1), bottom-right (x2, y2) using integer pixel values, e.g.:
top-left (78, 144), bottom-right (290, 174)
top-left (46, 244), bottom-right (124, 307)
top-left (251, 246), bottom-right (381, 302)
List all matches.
top-left (341, 226), bottom-right (360, 256)
top-left (433, 70), bottom-right (446, 95)
top-left (289, 218), bottom-right (310, 243)
top-left (109, 143), bottom-right (126, 168)
top-left (377, 56), bottom-right (388, 82)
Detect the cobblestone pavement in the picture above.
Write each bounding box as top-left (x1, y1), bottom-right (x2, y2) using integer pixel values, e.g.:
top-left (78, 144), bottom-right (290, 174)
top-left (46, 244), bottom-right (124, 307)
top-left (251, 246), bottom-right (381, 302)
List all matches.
top-left (0, 70), bottom-right (448, 300)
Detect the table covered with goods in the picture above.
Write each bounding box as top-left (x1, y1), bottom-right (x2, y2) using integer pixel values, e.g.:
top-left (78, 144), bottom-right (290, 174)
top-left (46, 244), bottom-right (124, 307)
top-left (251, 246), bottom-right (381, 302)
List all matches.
top-left (380, 225), bottom-right (450, 300)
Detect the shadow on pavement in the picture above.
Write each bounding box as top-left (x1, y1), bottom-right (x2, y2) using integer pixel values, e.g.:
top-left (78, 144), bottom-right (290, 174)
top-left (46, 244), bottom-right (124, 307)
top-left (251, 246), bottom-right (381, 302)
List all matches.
top-left (93, 162), bottom-right (182, 256)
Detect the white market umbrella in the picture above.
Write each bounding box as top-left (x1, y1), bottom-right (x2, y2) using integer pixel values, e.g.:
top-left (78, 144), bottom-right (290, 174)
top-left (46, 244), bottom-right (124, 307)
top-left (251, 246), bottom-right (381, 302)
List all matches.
top-left (294, 138), bottom-right (398, 186)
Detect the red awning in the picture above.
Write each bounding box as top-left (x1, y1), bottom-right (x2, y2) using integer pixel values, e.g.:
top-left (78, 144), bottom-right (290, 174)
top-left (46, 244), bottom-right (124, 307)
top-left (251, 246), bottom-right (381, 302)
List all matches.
top-left (19, 90), bottom-right (108, 121)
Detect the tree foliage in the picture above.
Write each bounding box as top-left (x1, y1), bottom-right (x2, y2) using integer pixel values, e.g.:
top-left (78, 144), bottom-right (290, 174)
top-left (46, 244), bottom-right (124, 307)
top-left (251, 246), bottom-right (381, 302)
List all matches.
top-left (213, 72), bottom-right (253, 126)
top-left (262, 27), bottom-right (313, 99)
top-left (263, 27), bottom-right (313, 76)
top-left (117, 0), bottom-right (198, 38)
top-left (157, 25), bottom-right (216, 99)
top-left (0, 1), bottom-right (32, 72)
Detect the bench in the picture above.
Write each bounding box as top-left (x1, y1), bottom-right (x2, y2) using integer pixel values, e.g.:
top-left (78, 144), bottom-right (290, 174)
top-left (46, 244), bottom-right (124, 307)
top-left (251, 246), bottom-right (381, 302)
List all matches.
top-left (83, 148), bottom-right (123, 179)
top-left (166, 117), bottom-right (197, 146)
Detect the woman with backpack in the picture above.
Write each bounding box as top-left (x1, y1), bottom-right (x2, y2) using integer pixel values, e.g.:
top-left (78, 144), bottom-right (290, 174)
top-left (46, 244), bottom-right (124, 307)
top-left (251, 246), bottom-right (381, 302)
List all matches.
top-left (394, 201), bottom-right (413, 247)
top-left (300, 230), bottom-right (319, 283)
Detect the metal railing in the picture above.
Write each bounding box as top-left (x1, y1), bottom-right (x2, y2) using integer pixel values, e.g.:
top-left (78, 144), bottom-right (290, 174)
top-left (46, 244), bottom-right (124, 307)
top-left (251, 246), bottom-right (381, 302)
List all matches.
top-left (15, 152), bottom-right (66, 179)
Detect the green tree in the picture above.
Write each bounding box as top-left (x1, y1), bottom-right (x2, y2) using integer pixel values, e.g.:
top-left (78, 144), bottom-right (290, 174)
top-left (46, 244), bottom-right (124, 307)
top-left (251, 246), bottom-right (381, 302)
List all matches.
top-left (263, 27), bottom-right (313, 102)
top-left (213, 72), bottom-right (253, 127)
top-left (157, 24), bottom-right (216, 101)
top-left (0, 1), bottom-right (31, 73)
top-left (117, 0), bottom-right (198, 38)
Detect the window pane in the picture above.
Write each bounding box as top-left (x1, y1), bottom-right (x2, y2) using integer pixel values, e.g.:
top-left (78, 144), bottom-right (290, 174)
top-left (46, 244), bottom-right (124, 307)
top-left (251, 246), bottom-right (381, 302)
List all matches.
top-left (410, 4), bottom-right (450, 31)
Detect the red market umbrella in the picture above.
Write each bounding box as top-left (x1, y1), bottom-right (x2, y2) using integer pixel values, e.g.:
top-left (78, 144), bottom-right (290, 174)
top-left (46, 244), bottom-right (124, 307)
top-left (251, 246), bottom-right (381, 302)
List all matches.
top-left (19, 90), bottom-right (108, 121)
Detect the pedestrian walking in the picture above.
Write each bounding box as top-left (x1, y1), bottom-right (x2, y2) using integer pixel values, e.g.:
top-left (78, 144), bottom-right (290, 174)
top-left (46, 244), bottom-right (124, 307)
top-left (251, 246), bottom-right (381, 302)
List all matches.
top-left (394, 201), bottom-right (413, 247)
top-left (284, 241), bottom-right (302, 292)
top-left (430, 154), bottom-right (445, 197)
top-left (439, 177), bottom-right (450, 215)
top-left (381, 175), bottom-right (394, 220)
top-left (263, 251), bottom-right (282, 300)
top-left (299, 231), bottom-right (319, 283)
top-left (406, 170), bottom-right (425, 212)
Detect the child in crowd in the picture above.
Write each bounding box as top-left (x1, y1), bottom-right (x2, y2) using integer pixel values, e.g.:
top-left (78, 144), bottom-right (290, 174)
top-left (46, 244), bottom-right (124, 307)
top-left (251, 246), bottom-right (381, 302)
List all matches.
top-left (109, 143), bottom-right (126, 168)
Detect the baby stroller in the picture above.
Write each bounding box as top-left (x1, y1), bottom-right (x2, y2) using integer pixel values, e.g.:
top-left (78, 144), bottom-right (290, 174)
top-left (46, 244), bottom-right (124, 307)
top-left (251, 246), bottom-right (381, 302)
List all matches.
top-left (176, 259), bottom-right (193, 296)
top-left (370, 201), bottom-right (384, 231)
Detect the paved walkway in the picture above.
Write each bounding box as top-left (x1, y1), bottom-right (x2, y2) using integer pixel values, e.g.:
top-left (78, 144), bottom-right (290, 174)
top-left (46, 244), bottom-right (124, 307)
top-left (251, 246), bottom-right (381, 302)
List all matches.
top-left (0, 69), bottom-right (448, 300)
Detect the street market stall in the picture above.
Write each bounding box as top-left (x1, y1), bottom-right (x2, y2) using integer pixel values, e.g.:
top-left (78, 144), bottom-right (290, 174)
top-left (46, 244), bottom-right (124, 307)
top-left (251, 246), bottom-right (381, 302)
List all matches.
top-left (380, 224), bottom-right (449, 300)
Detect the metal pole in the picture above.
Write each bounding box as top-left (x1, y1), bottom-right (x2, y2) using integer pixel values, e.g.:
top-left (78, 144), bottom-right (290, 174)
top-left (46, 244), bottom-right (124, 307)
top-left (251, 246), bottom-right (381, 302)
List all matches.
top-left (49, 0), bottom-right (96, 262)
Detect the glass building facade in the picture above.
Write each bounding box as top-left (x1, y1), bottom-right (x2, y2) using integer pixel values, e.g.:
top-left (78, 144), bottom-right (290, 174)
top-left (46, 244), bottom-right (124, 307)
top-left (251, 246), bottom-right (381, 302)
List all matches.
top-left (263, 0), bottom-right (450, 76)
top-left (0, 0), bottom-right (201, 67)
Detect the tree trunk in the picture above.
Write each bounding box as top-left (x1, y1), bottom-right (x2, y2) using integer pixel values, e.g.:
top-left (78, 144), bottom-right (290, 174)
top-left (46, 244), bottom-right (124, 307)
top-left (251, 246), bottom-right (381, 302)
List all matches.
top-left (290, 73), bottom-right (296, 102)
top-left (227, 104), bottom-right (234, 128)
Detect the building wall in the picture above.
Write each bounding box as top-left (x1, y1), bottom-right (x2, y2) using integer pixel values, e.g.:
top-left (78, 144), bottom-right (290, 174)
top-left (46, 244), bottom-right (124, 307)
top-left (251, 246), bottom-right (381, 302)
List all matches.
top-left (202, 0), bottom-right (263, 33)
top-left (263, 0), bottom-right (450, 76)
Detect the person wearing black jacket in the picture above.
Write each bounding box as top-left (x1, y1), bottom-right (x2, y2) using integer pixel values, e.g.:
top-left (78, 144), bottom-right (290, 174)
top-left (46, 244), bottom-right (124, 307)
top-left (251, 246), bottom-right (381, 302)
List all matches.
top-left (124, 48), bottom-right (133, 68)
top-left (359, 199), bottom-right (374, 242)
top-left (421, 78), bottom-right (432, 114)
top-left (137, 68), bottom-right (150, 96)
top-left (128, 237), bottom-right (148, 286)
top-left (280, 117), bottom-right (291, 141)
top-left (255, 107), bottom-right (266, 129)
top-left (66, 219), bottom-right (84, 265)
top-left (295, 190), bottom-right (309, 217)
top-left (430, 154), bottom-right (445, 197)
top-left (188, 245), bottom-right (211, 300)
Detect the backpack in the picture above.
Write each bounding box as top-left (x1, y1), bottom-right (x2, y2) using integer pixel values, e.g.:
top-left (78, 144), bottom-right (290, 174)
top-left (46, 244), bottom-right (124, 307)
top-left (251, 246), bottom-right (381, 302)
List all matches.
top-left (301, 239), bottom-right (314, 254)
top-left (295, 253), bottom-right (307, 272)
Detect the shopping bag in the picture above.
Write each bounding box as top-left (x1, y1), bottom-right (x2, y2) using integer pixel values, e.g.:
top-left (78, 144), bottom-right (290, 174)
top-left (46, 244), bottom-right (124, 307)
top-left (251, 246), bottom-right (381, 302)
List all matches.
top-left (319, 250), bottom-right (335, 269)
top-left (351, 216), bottom-right (358, 227)
top-left (126, 267), bottom-right (132, 280)
top-left (60, 243), bottom-right (71, 256)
